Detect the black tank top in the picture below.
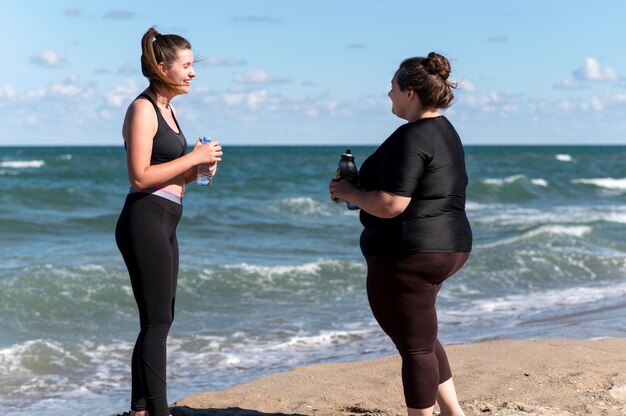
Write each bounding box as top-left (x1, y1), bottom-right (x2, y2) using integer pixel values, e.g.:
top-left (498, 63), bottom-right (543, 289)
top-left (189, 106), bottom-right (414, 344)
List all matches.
top-left (137, 93), bottom-right (187, 165)
top-left (358, 116), bottom-right (472, 255)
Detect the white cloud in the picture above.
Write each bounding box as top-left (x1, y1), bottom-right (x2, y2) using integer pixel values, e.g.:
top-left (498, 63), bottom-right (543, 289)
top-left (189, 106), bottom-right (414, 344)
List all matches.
top-left (590, 97), bottom-right (603, 111)
top-left (48, 74), bottom-right (95, 99)
top-left (234, 69), bottom-right (291, 84)
top-left (104, 9), bottom-right (134, 19)
top-left (50, 83), bottom-right (83, 97)
top-left (24, 114), bottom-right (39, 124)
top-left (202, 55), bottom-right (247, 67)
top-left (247, 90), bottom-right (267, 109)
top-left (554, 78), bottom-right (583, 90)
top-left (454, 79), bottom-right (476, 93)
top-left (0, 85), bottom-right (16, 99)
top-left (573, 57), bottom-right (619, 81)
top-left (559, 100), bottom-right (574, 112)
top-left (103, 79), bottom-right (139, 107)
top-left (222, 93), bottom-right (245, 106)
top-left (30, 50), bottom-right (67, 68)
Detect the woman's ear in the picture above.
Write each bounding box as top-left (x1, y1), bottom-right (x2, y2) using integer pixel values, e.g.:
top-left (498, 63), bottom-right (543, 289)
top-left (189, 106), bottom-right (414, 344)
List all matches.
top-left (158, 61), bottom-right (167, 74)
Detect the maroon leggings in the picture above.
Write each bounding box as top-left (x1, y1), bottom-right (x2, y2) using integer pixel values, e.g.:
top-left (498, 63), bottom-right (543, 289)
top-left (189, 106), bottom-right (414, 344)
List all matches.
top-left (366, 252), bottom-right (470, 409)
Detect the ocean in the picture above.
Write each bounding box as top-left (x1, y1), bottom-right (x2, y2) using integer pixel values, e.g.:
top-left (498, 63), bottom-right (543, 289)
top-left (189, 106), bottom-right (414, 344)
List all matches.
top-left (1, 145), bottom-right (625, 415)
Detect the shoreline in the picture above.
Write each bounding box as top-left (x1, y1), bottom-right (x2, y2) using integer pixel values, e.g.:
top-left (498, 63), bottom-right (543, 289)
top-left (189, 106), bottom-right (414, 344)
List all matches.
top-left (172, 338), bottom-right (626, 416)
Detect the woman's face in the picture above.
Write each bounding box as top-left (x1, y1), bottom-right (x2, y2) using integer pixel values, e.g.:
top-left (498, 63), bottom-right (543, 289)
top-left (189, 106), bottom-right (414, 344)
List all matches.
top-left (162, 48), bottom-right (196, 94)
top-left (388, 72), bottom-right (410, 120)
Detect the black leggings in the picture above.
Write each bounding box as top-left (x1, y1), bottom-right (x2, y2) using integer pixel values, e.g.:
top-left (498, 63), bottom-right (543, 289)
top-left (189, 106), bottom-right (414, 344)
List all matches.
top-left (366, 252), bottom-right (470, 409)
top-left (115, 193), bottom-right (182, 416)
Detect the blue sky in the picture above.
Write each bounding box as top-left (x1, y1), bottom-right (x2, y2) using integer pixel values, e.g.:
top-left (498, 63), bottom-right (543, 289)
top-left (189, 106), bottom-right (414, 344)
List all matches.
top-left (1, 0), bottom-right (625, 145)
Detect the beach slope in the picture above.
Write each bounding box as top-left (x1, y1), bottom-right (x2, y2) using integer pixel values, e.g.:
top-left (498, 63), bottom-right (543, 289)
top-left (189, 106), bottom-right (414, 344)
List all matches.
top-left (173, 338), bottom-right (626, 416)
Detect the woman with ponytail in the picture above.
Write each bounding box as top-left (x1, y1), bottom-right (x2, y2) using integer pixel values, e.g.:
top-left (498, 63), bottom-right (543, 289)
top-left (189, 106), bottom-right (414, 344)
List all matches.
top-left (115, 27), bottom-right (223, 416)
top-left (329, 52), bottom-right (471, 416)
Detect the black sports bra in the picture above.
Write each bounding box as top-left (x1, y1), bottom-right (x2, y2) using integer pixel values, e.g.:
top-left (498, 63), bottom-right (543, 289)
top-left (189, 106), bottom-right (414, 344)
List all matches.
top-left (137, 93), bottom-right (187, 165)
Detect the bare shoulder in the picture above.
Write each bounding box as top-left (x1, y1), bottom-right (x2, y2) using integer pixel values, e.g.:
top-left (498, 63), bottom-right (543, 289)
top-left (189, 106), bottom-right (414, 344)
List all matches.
top-left (126, 97), bottom-right (156, 118)
top-left (123, 98), bottom-right (158, 139)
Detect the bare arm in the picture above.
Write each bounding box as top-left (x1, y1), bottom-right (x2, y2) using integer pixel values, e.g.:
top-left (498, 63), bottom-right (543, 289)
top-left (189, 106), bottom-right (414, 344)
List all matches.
top-left (329, 179), bottom-right (410, 218)
top-left (123, 100), bottom-right (222, 189)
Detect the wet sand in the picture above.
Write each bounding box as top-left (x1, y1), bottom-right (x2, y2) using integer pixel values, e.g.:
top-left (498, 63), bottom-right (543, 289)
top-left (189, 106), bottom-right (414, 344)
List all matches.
top-left (172, 338), bottom-right (626, 416)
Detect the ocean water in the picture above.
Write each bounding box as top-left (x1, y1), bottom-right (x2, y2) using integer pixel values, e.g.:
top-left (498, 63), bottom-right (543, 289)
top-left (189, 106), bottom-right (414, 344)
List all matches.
top-left (1, 145), bottom-right (625, 415)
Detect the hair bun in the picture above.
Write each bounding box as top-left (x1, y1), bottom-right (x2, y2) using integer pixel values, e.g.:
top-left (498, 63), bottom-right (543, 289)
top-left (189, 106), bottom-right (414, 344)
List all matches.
top-left (426, 52), bottom-right (451, 80)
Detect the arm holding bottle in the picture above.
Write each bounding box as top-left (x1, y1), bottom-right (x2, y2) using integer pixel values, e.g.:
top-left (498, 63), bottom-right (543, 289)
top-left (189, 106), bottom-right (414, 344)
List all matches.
top-left (124, 99), bottom-right (222, 189)
top-left (328, 178), bottom-right (410, 219)
top-left (183, 138), bottom-right (220, 183)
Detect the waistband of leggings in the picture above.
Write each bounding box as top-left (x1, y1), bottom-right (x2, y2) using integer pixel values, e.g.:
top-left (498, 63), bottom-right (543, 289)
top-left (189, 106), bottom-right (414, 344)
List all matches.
top-left (129, 186), bottom-right (183, 205)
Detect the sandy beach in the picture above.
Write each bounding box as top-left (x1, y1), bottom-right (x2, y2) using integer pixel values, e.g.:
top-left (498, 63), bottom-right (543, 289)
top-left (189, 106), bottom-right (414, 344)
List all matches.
top-left (172, 338), bottom-right (626, 416)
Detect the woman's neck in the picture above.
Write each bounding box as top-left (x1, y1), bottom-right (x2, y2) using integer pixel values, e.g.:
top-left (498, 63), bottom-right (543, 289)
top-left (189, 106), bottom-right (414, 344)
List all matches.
top-left (148, 85), bottom-right (174, 109)
top-left (407, 109), bottom-right (440, 122)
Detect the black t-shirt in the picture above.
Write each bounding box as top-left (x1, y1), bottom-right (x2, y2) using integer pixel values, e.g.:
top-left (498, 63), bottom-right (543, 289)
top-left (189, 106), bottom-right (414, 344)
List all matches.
top-left (358, 116), bottom-right (472, 256)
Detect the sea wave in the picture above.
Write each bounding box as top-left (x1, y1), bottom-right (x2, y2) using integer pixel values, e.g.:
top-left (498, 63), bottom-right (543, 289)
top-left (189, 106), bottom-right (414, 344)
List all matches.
top-left (572, 178), bottom-right (626, 190)
top-left (481, 174), bottom-right (549, 187)
top-left (555, 154), bottom-right (573, 162)
top-left (447, 281), bottom-right (626, 323)
top-left (482, 174), bottom-right (527, 186)
top-left (269, 196), bottom-right (333, 216)
top-left (469, 204), bottom-right (626, 226)
top-left (270, 329), bottom-right (371, 350)
top-left (0, 160), bottom-right (45, 168)
top-left (0, 339), bottom-right (86, 378)
top-left (221, 259), bottom-right (356, 277)
top-left (477, 224), bottom-right (592, 249)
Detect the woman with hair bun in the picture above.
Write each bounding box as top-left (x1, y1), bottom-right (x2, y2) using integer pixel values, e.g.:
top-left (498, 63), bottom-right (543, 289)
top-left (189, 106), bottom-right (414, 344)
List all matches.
top-left (329, 52), bottom-right (472, 416)
top-left (115, 27), bottom-right (222, 416)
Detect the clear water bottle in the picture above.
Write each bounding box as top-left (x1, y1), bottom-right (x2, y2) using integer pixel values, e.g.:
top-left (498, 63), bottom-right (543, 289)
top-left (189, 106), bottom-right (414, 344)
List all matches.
top-left (337, 149), bottom-right (359, 210)
top-left (197, 136), bottom-right (214, 186)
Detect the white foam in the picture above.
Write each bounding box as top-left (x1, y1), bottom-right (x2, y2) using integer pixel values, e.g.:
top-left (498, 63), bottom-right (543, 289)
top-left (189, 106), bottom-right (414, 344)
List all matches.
top-left (270, 196), bottom-right (332, 216)
top-left (453, 281), bottom-right (626, 321)
top-left (555, 154), bottom-right (573, 162)
top-left (572, 178), bottom-right (626, 190)
top-left (530, 178), bottom-right (548, 187)
top-left (0, 160), bottom-right (45, 168)
top-left (221, 259), bottom-right (363, 278)
top-left (478, 224), bottom-right (592, 249)
top-left (604, 213), bottom-right (626, 224)
top-left (0, 339), bottom-right (76, 376)
top-left (271, 329), bottom-right (370, 350)
top-left (470, 204), bottom-right (626, 227)
top-left (78, 264), bottom-right (106, 272)
top-left (482, 174), bottom-right (526, 186)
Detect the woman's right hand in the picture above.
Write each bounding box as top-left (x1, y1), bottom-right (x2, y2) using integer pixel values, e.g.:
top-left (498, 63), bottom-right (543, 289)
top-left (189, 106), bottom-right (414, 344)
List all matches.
top-left (192, 138), bottom-right (223, 164)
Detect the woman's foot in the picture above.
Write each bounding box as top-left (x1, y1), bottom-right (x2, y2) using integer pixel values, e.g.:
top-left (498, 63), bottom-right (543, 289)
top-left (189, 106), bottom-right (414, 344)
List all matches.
top-left (436, 378), bottom-right (465, 416)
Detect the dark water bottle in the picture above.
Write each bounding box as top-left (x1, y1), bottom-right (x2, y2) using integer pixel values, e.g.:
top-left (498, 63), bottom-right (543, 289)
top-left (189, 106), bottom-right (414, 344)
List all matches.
top-left (337, 149), bottom-right (359, 210)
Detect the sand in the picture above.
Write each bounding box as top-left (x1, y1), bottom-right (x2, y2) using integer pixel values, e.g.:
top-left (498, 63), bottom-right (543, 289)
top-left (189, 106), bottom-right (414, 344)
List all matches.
top-left (171, 338), bottom-right (626, 416)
